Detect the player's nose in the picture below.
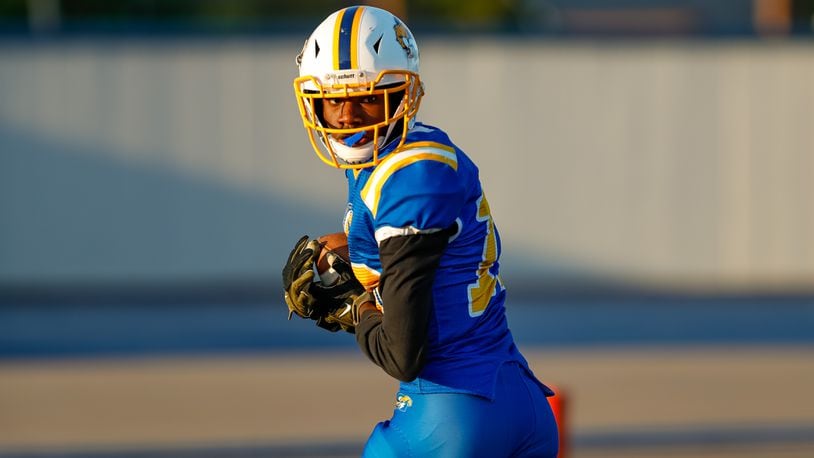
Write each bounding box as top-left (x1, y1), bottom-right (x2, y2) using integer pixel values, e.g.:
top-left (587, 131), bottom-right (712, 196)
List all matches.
top-left (337, 100), bottom-right (363, 125)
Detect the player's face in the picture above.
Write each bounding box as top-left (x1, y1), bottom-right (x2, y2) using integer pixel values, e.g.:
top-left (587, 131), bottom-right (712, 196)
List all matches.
top-left (321, 95), bottom-right (387, 147)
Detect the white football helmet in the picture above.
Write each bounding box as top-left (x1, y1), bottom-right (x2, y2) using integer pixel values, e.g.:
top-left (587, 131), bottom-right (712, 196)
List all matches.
top-left (293, 6), bottom-right (424, 169)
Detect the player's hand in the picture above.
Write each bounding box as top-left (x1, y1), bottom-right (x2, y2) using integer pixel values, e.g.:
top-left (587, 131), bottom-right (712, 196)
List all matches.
top-left (282, 235), bottom-right (366, 332)
top-left (321, 290), bottom-right (376, 333)
top-left (309, 245), bottom-right (367, 333)
top-left (282, 235), bottom-right (323, 320)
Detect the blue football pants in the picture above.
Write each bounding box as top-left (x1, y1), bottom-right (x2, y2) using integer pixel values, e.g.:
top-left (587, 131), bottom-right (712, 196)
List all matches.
top-left (362, 362), bottom-right (559, 457)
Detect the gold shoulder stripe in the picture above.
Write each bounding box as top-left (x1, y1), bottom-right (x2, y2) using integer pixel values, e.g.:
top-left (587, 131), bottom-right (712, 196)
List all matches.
top-left (360, 143), bottom-right (458, 217)
top-left (397, 141), bottom-right (456, 156)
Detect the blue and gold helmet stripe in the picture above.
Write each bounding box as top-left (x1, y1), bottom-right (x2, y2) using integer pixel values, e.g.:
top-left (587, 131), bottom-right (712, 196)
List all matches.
top-left (334, 6), bottom-right (365, 70)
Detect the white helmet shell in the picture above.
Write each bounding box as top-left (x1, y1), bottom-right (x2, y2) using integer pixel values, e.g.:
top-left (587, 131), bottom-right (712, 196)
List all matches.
top-left (297, 6), bottom-right (419, 91)
top-left (293, 6), bottom-right (424, 169)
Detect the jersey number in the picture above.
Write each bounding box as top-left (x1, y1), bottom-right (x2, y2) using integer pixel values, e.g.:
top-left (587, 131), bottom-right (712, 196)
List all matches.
top-left (467, 194), bottom-right (499, 317)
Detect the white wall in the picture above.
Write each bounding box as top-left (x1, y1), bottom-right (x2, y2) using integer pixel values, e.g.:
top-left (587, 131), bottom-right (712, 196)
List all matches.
top-left (1, 38), bottom-right (812, 292)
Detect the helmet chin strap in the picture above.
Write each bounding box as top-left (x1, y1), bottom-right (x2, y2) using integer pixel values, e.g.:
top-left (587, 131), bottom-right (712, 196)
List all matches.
top-left (328, 136), bottom-right (377, 164)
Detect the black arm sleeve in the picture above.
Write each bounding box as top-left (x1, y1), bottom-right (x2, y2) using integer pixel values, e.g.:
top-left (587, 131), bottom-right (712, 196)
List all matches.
top-left (354, 229), bottom-right (450, 382)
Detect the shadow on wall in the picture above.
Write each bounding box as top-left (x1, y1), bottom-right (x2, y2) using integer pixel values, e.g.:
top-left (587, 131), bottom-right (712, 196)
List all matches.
top-left (0, 122), bottom-right (339, 297)
top-left (2, 122), bottom-right (813, 358)
top-left (1, 122), bottom-right (648, 305)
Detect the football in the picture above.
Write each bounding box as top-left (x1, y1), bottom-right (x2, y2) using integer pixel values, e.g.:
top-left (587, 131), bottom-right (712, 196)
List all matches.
top-left (316, 232), bottom-right (350, 286)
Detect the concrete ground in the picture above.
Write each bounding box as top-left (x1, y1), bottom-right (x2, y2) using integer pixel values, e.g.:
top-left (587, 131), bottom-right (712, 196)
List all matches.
top-left (1, 345), bottom-right (813, 457)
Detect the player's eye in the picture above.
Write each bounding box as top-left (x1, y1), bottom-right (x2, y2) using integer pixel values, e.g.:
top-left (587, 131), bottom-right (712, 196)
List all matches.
top-left (325, 96), bottom-right (376, 106)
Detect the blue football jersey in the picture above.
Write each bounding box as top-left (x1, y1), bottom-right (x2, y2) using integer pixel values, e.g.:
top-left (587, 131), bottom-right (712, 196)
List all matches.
top-left (343, 122), bottom-right (538, 399)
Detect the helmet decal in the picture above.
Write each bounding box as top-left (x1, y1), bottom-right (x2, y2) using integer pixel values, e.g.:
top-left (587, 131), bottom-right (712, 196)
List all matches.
top-left (295, 38), bottom-right (320, 67)
top-left (295, 39), bottom-right (306, 67)
top-left (393, 19), bottom-right (415, 58)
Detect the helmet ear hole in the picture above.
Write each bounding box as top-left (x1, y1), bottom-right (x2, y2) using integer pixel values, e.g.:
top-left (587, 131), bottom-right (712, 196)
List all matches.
top-left (372, 35), bottom-right (383, 53)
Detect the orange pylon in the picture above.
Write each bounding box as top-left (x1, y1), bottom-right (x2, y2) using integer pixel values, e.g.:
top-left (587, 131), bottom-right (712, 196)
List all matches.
top-left (549, 384), bottom-right (568, 458)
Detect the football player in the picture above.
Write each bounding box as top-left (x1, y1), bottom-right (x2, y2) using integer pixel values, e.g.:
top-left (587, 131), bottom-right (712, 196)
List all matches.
top-left (284, 6), bottom-right (559, 457)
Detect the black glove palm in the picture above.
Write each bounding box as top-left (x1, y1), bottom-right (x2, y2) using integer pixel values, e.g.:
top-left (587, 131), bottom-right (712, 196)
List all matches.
top-left (282, 235), bottom-right (366, 332)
